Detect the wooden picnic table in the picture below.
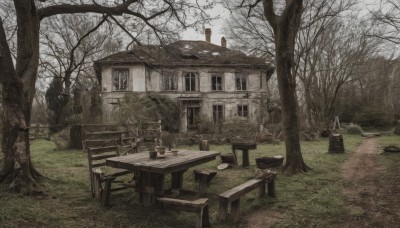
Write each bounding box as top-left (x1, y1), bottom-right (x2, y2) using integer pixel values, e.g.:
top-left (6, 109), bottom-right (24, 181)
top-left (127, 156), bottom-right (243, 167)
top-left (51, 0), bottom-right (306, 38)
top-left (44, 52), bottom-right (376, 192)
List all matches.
top-left (106, 149), bottom-right (220, 207)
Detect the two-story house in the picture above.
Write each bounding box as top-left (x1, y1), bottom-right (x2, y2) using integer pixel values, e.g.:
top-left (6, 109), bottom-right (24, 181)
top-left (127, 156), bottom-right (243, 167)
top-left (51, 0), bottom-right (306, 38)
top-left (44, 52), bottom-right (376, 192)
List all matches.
top-left (94, 30), bottom-right (274, 133)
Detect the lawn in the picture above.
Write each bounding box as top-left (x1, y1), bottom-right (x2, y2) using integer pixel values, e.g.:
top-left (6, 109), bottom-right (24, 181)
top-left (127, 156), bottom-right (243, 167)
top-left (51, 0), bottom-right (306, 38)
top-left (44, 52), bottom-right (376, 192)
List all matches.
top-left (0, 135), bottom-right (363, 228)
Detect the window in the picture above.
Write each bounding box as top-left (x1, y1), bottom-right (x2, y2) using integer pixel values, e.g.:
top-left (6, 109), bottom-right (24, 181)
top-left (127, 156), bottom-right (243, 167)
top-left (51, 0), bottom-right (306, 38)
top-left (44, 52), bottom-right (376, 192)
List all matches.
top-left (212, 105), bottom-right (224, 123)
top-left (235, 73), bottom-right (247, 90)
top-left (237, 105), bottom-right (249, 118)
top-left (211, 73), bottom-right (223, 91)
top-left (184, 72), bottom-right (197, 91)
top-left (112, 69), bottom-right (128, 91)
top-left (163, 72), bottom-right (178, 91)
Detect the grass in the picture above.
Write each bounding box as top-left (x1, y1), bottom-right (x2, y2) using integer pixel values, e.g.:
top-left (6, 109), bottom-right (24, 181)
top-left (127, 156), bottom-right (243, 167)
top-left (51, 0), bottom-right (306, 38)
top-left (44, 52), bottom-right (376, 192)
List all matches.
top-left (376, 135), bottom-right (400, 202)
top-left (0, 135), bottom-right (364, 228)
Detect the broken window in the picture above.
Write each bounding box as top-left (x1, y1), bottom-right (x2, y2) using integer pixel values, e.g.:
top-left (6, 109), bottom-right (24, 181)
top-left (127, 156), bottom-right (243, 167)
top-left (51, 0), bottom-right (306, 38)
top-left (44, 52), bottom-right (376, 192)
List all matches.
top-left (112, 69), bottom-right (128, 91)
top-left (163, 72), bottom-right (178, 91)
top-left (211, 73), bottom-right (223, 91)
top-left (213, 105), bottom-right (224, 123)
top-left (184, 72), bottom-right (197, 91)
top-left (237, 105), bottom-right (249, 118)
top-left (235, 73), bottom-right (247, 90)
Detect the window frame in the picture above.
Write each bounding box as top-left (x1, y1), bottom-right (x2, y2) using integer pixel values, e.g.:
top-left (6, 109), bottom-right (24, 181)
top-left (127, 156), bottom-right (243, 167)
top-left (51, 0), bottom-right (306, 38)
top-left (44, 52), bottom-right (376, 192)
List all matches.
top-left (235, 73), bottom-right (247, 91)
top-left (184, 72), bottom-right (198, 91)
top-left (112, 68), bottom-right (129, 91)
top-left (211, 73), bottom-right (223, 91)
top-left (237, 104), bottom-right (249, 118)
top-left (162, 71), bottom-right (178, 91)
top-left (212, 104), bottom-right (224, 124)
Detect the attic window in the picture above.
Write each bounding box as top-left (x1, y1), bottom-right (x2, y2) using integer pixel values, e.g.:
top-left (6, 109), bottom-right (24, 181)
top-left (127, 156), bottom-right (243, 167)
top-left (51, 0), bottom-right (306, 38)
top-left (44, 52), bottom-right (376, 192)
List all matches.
top-left (181, 53), bottom-right (199, 59)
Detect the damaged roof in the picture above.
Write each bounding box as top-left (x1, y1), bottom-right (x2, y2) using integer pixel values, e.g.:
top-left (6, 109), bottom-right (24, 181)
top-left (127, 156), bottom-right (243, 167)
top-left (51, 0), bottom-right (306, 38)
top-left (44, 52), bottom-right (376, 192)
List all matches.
top-left (94, 40), bottom-right (272, 69)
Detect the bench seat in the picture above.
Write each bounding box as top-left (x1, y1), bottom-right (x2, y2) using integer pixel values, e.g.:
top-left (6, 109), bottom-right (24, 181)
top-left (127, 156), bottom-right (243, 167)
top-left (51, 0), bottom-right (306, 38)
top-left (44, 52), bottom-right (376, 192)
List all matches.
top-left (157, 197), bottom-right (210, 228)
top-left (218, 177), bottom-right (276, 222)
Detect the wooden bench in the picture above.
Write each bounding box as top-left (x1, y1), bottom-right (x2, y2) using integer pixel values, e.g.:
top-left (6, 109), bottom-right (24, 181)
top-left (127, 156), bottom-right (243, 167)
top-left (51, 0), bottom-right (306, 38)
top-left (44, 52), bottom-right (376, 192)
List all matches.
top-left (218, 177), bottom-right (276, 222)
top-left (193, 170), bottom-right (217, 196)
top-left (157, 197), bottom-right (210, 228)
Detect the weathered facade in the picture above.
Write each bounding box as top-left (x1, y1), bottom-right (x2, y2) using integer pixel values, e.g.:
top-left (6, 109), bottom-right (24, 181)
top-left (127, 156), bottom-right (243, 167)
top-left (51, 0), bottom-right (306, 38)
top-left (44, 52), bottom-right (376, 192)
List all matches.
top-left (94, 34), bottom-right (274, 133)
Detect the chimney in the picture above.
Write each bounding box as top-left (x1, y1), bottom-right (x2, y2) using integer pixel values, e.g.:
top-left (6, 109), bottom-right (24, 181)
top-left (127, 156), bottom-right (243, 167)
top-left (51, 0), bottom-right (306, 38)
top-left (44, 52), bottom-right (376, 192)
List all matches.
top-left (221, 37), bottom-right (226, 48)
top-left (205, 28), bottom-right (211, 42)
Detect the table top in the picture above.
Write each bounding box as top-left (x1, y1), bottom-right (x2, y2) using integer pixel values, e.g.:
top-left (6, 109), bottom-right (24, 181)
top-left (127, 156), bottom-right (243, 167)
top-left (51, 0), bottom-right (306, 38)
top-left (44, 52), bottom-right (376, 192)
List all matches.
top-left (106, 150), bottom-right (220, 174)
top-left (231, 142), bottom-right (257, 150)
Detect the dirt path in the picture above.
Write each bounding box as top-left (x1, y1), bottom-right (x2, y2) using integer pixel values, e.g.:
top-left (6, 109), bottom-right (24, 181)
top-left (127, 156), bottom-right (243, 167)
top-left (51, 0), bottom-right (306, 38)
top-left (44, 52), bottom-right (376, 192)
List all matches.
top-left (339, 138), bottom-right (400, 227)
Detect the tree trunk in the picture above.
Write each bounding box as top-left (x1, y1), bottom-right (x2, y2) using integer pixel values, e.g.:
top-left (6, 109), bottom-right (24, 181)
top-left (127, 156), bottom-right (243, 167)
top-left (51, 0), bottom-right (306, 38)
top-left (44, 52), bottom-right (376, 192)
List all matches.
top-left (263, 0), bottom-right (309, 173)
top-left (0, 1), bottom-right (42, 193)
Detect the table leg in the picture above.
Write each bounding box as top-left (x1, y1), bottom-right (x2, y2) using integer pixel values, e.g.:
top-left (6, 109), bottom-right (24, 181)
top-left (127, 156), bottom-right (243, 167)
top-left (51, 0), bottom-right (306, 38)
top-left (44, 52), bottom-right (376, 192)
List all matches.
top-left (242, 149), bottom-right (249, 167)
top-left (171, 169), bottom-right (187, 189)
top-left (232, 148), bottom-right (238, 164)
top-left (139, 171), bottom-right (165, 207)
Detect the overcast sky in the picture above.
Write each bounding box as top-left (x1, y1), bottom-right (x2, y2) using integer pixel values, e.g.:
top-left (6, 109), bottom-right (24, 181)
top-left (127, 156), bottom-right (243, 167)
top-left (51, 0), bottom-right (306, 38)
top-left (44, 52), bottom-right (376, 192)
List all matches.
top-left (181, 3), bottom-right (229, 46)
top-left (180, 1), bottom-right (383, 48)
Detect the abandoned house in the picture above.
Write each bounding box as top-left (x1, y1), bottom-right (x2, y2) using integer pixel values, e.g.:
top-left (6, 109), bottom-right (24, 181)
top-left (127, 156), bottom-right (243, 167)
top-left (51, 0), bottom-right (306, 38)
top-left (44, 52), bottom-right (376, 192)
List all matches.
top-left (94, 29), bottom-right (275, 133)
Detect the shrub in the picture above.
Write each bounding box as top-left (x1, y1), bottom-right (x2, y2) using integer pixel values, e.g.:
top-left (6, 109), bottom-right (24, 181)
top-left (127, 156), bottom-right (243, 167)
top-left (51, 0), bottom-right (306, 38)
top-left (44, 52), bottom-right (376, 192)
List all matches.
top-left (346, 123), bottom-right (363, 135)
top-left (115, 94), bottom-right (180, 132)
top-left (354, 106), bottom-right (392, 129)
top-left (196, 114), bottom-right (214, 134)
top-left (51, 127), bottom-right (70, 150)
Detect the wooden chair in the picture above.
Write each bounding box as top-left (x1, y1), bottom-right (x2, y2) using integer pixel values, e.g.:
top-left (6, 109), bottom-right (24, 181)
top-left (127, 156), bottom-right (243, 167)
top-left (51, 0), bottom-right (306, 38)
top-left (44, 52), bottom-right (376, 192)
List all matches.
top-left (84, 139), bottom-right (135, 206)
top-left (119, 136), bottom-right (140, 155)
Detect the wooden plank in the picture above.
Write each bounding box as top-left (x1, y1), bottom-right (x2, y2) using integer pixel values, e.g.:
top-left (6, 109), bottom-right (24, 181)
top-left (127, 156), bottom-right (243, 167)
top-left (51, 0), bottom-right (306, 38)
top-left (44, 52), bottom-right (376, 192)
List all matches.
top-left (157, 197), bottom-right (207, 211)
top-left (85, 131), bottom-right (127, 135)
top-left (219, 179), bottom-right (265, 202)
top-left (88, 146), bottom-right (118, 154)
top-left (91, 153), bottom-right (117, 161)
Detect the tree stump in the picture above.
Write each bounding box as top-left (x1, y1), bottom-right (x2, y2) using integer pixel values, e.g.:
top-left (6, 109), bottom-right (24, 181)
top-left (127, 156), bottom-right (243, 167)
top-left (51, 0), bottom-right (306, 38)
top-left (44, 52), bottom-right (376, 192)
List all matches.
top-left (199, 140), bottom-right (210, 151)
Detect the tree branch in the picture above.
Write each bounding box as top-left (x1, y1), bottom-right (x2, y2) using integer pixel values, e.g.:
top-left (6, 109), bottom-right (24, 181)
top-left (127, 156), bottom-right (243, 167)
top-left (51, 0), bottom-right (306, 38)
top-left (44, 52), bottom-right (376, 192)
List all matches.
top-left (37, 0), bottom-right (138, 20)
top-left (262, 0), bottom-right (277, 30)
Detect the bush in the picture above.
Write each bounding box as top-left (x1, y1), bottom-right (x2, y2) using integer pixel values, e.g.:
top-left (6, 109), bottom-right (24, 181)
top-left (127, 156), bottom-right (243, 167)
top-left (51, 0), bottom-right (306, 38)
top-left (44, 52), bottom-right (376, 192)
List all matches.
top-left (51, 127), bottom-right (70, 150)
top-left (354, 106), bottom-right (392, 129)
top-left (346, 123), bottom-right (363, 135)
top-left (115, 94), bottom-right (180, 132)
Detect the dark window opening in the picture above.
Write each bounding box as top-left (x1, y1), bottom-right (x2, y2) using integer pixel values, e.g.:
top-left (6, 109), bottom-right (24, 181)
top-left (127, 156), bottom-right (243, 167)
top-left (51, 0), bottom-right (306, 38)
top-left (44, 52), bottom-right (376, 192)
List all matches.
top-left (211, 74), bottom-right (223, 91)
top-left (213, 105), bottom-right (224, 123)
top-left (187, 107), bottom-right (200, 129)
top-left (185, 72), bottom-right (197, 91)
top-left (235, 74), bottom-right (247, 90)
top-left (238, 105), bottom-right (249, 118)
top-left (163, 72), bottom-right (177, 91)
top-left (112, 69), bottom-right (129, 91)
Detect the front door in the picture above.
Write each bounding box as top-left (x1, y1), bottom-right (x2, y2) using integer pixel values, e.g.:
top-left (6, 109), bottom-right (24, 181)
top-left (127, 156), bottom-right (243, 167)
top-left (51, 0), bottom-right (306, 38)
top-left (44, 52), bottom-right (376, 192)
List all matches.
top-left (187, 107), bottom-right (200, 130)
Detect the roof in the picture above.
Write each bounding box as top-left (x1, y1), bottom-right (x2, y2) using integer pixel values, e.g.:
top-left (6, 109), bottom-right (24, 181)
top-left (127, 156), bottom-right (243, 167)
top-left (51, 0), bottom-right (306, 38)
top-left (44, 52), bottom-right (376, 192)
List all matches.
top-left (94, 40), bottom-right (272, 69)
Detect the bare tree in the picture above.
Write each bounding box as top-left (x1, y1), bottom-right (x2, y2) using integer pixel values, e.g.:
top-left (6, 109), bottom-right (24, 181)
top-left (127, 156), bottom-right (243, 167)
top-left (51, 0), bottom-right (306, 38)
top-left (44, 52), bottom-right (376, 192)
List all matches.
top-left (233, 0), bottom-right (308, 173)
top-left (224, 0), bottom-right (357, 132)
top-left (0, 0), bottom-right (211, 194)
top-left (39, 14), bottom-right (123, 127)
top-left (370, 0), bottom-right (400, 45)
top-left (301, 18), bottom-right (378, 133)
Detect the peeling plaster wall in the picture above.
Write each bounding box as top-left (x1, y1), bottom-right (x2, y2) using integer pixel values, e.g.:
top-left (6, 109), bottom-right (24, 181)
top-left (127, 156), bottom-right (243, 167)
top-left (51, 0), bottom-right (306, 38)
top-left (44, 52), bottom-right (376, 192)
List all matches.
top-left (100, 65), bottom-right (270, 131)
